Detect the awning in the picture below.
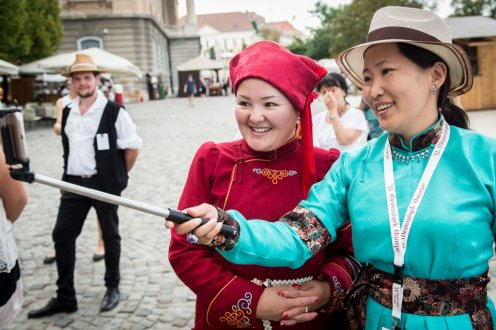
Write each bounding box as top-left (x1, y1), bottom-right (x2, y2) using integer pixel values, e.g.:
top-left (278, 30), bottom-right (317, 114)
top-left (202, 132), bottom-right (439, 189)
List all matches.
top-left (19, 48), bottom-right (143, 78)
top-left (177, 56), bottom-right (225, 71)
top-left (0, 59), bottom-right (19, 75)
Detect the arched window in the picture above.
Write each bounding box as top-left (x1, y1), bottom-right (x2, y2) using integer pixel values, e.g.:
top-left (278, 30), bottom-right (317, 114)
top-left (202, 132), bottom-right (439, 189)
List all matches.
top-left (77, 37), bottom-right (103, 50)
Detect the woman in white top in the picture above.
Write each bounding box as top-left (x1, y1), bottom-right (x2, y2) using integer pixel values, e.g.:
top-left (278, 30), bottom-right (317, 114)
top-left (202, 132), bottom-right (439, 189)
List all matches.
top-left (313, 73), bottom-right (369, 151)
top-left (0, 145), bottom-right (28, 328)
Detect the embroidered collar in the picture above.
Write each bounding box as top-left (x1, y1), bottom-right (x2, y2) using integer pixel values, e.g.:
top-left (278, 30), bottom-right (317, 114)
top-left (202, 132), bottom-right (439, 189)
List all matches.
top-left (242, 137), bottom-right (299, 161)
top-left (388, 117), bottom-right (443, 152)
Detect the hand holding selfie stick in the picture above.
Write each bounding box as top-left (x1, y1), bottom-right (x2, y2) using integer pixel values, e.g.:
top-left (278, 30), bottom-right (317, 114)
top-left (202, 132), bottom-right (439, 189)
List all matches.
top-left (0, 109), bottom-right (237, 238)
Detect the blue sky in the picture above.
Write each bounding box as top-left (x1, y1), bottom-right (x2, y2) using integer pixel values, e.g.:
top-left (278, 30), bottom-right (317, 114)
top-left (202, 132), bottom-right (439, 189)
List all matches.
top-left (178, 0), bottom-right (452, 33)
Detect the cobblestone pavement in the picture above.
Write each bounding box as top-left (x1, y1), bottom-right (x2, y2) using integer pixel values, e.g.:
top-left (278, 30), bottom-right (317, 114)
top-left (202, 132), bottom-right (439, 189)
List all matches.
top-left (6, 95), bottom-right (496, 329)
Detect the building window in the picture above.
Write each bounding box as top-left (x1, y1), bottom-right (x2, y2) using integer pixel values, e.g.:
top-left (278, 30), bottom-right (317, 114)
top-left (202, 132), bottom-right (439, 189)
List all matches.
top-left (465, 45), bottom-right (479, 76)
top-left (77, 36), bottom-right (103, 50)
top-left (458, 40), bottom-right (481, 77)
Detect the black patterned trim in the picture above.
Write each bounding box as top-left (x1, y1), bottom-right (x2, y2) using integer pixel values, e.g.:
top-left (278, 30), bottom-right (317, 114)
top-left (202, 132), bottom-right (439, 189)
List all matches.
top-left (213, 206), bottom-right (240, 251)
top-left (389, 118), bottom-right (443, 152)
top-left (281, 205), bottom-right (331, 255)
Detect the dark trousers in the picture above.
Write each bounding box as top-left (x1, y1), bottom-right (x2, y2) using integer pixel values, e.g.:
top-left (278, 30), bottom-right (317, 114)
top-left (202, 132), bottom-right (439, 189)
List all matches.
top-left (52, 176), bottom-right (121, 304)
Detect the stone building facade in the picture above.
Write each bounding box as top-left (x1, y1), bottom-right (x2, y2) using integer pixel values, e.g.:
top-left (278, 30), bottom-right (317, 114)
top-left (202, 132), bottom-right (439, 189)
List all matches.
top-left (58, 0), bottom-right (200, 100)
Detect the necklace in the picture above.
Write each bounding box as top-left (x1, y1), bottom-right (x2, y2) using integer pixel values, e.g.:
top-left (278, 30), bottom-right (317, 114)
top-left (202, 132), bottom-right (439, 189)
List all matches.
top-left (391, 148), bottom-right (431, 164)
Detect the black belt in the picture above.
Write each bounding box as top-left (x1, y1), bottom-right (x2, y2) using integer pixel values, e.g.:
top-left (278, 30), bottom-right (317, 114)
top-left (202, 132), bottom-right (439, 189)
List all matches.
top-left (66, 174), bottom-right (94, 179)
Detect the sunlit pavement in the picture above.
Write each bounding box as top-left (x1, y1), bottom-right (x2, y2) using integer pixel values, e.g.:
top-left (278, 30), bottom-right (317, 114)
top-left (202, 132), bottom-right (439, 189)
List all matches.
top-left (7, 95), bottom-right (496, 329)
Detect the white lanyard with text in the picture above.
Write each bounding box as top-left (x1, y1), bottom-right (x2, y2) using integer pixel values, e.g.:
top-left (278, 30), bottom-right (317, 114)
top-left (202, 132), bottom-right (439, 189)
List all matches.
top-left (383, 121), bottom-right (450, 330)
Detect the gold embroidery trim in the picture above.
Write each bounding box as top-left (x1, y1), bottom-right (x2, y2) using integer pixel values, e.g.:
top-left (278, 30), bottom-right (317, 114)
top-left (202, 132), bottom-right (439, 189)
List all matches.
top-left (253, 168), bottom-right (297, 184)
top-left (219, 292), bottom-right (253, 328)
top-left (206, 276), bottom-right (237, 327)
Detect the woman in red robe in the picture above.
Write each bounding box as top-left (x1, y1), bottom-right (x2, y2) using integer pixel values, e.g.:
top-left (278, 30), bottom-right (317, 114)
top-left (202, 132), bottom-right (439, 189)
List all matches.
top-left (168, 41), bottom-right (358, 329)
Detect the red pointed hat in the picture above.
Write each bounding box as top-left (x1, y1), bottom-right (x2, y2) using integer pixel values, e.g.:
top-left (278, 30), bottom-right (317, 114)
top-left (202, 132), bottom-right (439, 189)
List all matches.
top-left (230, 41), bottom-right (327, 197)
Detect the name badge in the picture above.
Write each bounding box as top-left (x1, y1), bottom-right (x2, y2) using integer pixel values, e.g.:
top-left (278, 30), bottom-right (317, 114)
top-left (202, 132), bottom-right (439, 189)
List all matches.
top-left (392, 282), bottom-right (404, 319)
top-left (96, 133), bottom-right (110, 150)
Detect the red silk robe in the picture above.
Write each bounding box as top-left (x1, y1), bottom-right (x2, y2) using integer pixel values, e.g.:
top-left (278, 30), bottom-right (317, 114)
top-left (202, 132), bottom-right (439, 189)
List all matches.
top-left (169, 138), bottom-right (355, 329)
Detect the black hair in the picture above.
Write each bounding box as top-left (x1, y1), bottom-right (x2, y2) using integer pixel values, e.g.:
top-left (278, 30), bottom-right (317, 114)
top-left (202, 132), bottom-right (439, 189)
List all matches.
top-left (316, 72), bottom-right (349, 95)
top-left (397, 43), bottom-right (469, 129)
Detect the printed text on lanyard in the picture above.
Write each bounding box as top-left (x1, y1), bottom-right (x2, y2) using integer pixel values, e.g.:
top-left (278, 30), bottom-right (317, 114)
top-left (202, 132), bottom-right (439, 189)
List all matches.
top-left (383, 121), bottom-right (450, 330)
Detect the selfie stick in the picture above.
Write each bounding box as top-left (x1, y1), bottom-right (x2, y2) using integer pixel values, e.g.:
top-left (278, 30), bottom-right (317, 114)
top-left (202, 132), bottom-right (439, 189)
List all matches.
top-left (0, 109), bottom-right (236, 238)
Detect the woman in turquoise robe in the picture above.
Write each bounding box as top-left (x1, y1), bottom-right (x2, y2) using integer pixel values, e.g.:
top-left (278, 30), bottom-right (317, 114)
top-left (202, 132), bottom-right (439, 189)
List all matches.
top-left (216, 118), bottom-right (496, 329)
top-left (168, 6), bottom-right (496, 329)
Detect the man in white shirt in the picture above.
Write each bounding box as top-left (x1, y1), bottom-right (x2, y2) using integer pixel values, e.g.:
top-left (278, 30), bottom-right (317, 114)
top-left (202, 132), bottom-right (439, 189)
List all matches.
top-left (28, 53), bottom-right (142, 318)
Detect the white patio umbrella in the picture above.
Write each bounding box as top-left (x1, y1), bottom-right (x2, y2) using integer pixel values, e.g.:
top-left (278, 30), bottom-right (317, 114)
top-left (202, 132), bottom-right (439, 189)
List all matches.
top-left (0, 59), bottom-right (19, 75)
top-left (35, 73), bottom-right (67, 83)
top-left (177, 55), bottom-right (225, 71)
top-left (34, 48), bottom-right (143, 78)
top-left (19, 60), bottom-right (56, 75)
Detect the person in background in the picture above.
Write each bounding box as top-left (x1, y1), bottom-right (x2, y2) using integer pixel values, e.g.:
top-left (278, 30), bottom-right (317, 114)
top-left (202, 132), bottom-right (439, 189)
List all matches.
top-left (113, 83), bottom-right (124, 106)
top-left (28, 53), bottom-right (142, 318)
top-left (0, 87), bottom-right (4, 109)
top-left (146, 73), bottom-right (154, 101)
top-left (168, 6), bottom-right (496, 329)
top-left (59, 84), bottom-right (70, 98)
top-left (43, 82), bottom-right (105, 265)
top-left (358, 97), bottom-right (384, 139)
top-left (168, 41), bottom-right (359, 329)
top-left (313, 73), bottom-right (369, 151)
top-left (183, 74), bottom-right (197, 107)
top-left (100, 76), bottom-right (114, 101)
top-left (0, 144), bottom-right (28, 328)
top-left (222, 76), bottom-right (231, 96)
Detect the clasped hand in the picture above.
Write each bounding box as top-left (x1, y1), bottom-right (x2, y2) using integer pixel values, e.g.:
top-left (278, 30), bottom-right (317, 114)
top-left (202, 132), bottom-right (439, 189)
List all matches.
top-left (257, 280), bottom-right (330, 326)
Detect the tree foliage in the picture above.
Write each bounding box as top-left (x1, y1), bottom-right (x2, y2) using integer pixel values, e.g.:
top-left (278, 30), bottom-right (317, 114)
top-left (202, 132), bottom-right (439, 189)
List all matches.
top-left (0, 0), bottom-right (63, 64)
top-left (287, 2), bottom-right (343, 59)
top-left (260, 26), bottom-right (281, 43)
top-left (328, 0), bottom-right (426, 57)
top-left (451, 0), bottom-right (496, 17)
top-left (288, 0), bottom-right (434, 59)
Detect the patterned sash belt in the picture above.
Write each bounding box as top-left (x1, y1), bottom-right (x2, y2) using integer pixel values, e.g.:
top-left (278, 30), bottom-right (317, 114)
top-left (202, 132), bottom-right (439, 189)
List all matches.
top-left (251, 276), bottom-right (313, 330)
top-left (343, 265), bottom-right (493, 330)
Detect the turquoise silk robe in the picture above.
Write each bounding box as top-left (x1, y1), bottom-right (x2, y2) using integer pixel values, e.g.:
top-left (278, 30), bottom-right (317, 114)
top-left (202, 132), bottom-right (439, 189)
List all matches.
top-left (219, 121), bottom-right (496, 329)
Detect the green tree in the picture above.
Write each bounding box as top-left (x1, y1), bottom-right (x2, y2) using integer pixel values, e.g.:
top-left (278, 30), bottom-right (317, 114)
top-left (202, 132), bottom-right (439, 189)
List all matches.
top-left (328, 0), bottom-right (426, 57)
top-left (287, 2), bottom-right (343, 59)
top-left (289, 0), bottom-right (434, 59)
top-left (451, 0), bottom-right (496, 17)
top-left (0, 0), bottom-right (63, 64)
top-left (0, 0), bottom-right (29, 64)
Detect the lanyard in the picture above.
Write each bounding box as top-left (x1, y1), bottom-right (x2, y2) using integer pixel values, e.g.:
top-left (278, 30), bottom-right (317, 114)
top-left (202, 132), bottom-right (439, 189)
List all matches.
top-left (383, 121), bottom-right (450, 329)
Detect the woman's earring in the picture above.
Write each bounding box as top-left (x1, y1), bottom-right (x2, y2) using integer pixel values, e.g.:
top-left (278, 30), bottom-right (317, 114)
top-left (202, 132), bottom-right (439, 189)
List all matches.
top-left (295, 117), bottom-right (302, 139)
top-left (431, 85), bottom-right (437, 96)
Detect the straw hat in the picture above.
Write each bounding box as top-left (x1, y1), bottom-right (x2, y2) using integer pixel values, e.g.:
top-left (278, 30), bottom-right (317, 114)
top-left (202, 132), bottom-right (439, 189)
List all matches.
top-left (68, 53), bottom-right (100, 74)
top-left (336, 6), bottom-right (472, 97)
top-left (229, 41), bottom-right (327, 197)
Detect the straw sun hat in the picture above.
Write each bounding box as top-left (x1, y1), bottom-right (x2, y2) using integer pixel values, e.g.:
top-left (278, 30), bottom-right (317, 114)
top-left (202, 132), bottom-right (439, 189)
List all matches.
top-left (68, 53), bottom-right (100, 75)
top-left (336, 6), bottom-right (472, 97)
